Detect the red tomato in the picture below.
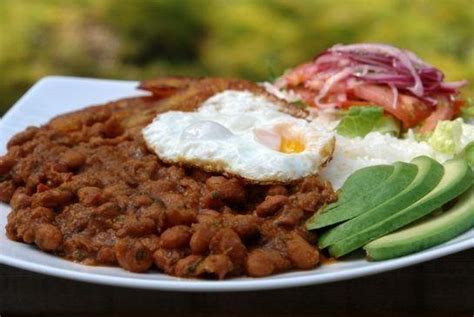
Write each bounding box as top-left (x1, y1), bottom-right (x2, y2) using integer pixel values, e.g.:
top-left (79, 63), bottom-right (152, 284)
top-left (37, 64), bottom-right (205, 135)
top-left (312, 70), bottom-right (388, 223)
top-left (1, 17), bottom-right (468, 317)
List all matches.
top-left (352, 84), bottom-right (432, 128)
top-left (419, 104), bottom-right (454, 133)
top-left (452, 99), bottom-right (465, 117)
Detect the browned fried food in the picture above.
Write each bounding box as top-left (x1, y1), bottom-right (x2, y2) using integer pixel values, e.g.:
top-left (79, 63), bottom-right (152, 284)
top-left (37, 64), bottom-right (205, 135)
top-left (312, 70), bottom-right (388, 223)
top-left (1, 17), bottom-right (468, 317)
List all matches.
top-left (0, 77), bottom-right (335, 278)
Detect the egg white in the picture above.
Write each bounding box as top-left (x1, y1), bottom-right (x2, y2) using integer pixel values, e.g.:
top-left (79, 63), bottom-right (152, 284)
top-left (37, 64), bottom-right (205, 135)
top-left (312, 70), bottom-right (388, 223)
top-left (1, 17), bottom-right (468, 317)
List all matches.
top-left (142, 90), bottom-right (335, 183)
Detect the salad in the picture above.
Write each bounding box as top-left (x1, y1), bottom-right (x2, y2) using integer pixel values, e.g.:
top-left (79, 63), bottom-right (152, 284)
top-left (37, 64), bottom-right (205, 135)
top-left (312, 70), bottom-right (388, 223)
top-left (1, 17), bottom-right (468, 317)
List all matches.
top-left (274, 43), bottom-right (469, 131)
top-left (266, 43), bottom-right (474, 261)
top-left (265, 43), bottom-right (474, 189)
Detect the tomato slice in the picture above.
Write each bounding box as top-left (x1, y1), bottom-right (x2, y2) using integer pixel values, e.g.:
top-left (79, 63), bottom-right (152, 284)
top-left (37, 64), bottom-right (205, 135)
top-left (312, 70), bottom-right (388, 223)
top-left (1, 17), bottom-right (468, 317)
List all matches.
top-left (419, 104), bottom-right (455, 133)
top-left (352, 84), bottom-right (432, 128)
top-left (452, 99), bottom-right (465, 117)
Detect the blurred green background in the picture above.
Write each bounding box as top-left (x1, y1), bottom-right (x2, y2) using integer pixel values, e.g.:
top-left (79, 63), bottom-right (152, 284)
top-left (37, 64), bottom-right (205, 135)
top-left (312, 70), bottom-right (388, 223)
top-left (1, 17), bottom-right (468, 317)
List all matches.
top-left (1, 0), bottom-right (473, 115)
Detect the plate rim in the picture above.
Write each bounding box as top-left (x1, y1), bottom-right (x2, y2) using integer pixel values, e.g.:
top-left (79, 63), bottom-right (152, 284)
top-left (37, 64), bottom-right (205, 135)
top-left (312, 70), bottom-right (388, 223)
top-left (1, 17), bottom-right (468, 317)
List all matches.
top-left (0, 237), bottom-right (472, 292)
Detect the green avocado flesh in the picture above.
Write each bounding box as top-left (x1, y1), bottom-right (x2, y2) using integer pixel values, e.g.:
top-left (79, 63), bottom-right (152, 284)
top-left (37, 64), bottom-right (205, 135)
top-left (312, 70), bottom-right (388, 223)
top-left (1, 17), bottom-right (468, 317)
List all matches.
top-left (320, 164), bottom-right (394, 211)
top-left (364, 186), bottom-right (474, 260)
top-left (323, 165), bottom-right (394, 212)
top-left (307, 162), bottom-right (415, 230)
top-left (319, 156), bottom-right (443, 249)
top-left (328, 158), bottom-right (473, 258)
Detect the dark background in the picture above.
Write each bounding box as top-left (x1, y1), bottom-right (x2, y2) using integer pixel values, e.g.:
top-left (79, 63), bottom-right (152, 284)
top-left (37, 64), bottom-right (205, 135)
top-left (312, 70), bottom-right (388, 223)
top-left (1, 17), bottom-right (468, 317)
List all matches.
top-left (1, 0), bottom-right (474, 114)
top-left (1, 249), bottom-right (474, 315)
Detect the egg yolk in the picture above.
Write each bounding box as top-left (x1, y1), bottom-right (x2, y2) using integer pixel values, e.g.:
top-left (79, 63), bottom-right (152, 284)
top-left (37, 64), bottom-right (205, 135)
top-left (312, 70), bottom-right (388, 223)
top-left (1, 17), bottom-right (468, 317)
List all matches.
top-left (280, 138), bottom-right (305, 153)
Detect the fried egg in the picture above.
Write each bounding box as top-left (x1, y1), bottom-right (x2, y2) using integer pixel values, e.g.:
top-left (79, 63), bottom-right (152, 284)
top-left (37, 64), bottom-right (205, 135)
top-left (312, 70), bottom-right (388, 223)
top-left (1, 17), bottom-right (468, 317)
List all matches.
top-left (142, 90), bottom-right (335, 183)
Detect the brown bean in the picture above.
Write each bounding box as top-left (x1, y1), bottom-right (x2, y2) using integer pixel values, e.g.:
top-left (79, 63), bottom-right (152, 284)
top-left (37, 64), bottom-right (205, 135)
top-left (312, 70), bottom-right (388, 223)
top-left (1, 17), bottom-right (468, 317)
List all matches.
top-left (165, 208), bottom-right (196, 226)
top-left (36, 183), bottom-right (49, 193)
top-left (153, 248), bottom-right (186, 275)
top-left (31, 189), bottom-right (73, 209)
top-left (34, 223), bottom-right (62, 251)
top-left (293, 192), bottom-right (322, 213)
top-left (11, 207), bottom-right (55, 243)
top-left (256, 195), bottom-right (288, 217)
top-left (10, 189), bottom-right (32, 209)
top-left (115, 239), bottom-right (153, 273)
top-left (274, 206), bottom-right (304, 228)
top-left (198, 255), bottom-right (233, 279)
top-left (174, 255), bottom-right (204, 277)
top-left (94, 202), bottom-right (121, 218)
top-left (160, 225), bottom-right (191, 249)
top-left (159, 192), bottom-right (185, 209)
top-left (7, 127), bottom-right (39, 148)
top-left (227, 214), bottom-right (260, 240)
top-left (97, 247), bottom-right (117, 264)
top-left (60, 150), bottom-right (86, 169)
top-left (298, 176), bottom-right (319, 191)
top-left (77, 186), bottom-right (104, 206)
top-left (119, 215), bottom-right (156, 237)
top-left (88, 122), bottom-right (105, 137)
top-left (142, 180), bottom-right (176, 198)
top-left (103, 183), bottom-right (133, 197)
top-left (133, 195), bottom-right (153, 207)
top-left (286, 234), bottom-right (319, 269)
top-left (0, 180), bottom-right (16, 203)
top-left (140, 234), bottom-right (161, 253)
top-left (83, 108), bottom-right (112, 126)
top-left (0, 155), bottom-right (16, 175)
top-left (246, 249), bottom-right (289, 277)
top-left (140, 203), bottom-right (167, 231)
top-left (198, 208), bottom-right (220, 219)
top-left (190, 225), bottom-right (216, 255)
top-left (103, 117), bottom-right (124, 138)
top-left (63, 235), bottom-right (95, 262)
top-left (15, 223), bottom-right (36, 244)
top-left (205, 176), bottom-right (246, 203)
top-left (209, 229), bottom-right (247, 267)
top-left (165, 166), bottom-right (186, 180)
top-left (29, 206), bottom-right (55, 223)
top-left (200, 192), bottom-right (224, 209)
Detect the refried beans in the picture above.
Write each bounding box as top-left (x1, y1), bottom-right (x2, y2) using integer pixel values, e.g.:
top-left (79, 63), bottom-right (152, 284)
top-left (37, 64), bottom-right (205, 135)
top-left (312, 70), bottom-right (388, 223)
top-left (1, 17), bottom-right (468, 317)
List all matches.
top-left (0, 77), bottom-right (336, 279)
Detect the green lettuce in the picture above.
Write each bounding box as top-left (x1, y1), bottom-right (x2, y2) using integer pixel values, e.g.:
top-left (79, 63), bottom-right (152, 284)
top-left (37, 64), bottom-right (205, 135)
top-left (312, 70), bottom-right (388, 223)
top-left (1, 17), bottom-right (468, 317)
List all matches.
top-left (428, 118), bottom-right (463, 154)
top-left (414, 130), bottom-right (433, 142)
top-left (336, 106), bottom-right (389, 138)
top-left (373, 115), bottom-right (401, 137)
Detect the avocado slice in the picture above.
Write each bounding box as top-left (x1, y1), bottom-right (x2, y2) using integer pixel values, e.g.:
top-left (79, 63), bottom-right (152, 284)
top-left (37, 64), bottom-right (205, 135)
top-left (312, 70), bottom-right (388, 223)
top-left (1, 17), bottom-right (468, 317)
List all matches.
top-left (319, 156), bottom-right (443, 249)
top-left (322, 164), bottom-right (394, 210)
top-left (308, 162), bottom-right (416, 229)
top-left (364, 186), bottom-right (474, 260)
top-left (328, 158), bottom-right (473, 257)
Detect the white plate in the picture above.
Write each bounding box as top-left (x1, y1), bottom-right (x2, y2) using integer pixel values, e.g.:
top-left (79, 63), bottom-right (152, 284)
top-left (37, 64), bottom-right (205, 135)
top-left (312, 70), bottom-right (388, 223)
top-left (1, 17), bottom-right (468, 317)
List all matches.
top-left (0, 76), bottom-right (473, 292)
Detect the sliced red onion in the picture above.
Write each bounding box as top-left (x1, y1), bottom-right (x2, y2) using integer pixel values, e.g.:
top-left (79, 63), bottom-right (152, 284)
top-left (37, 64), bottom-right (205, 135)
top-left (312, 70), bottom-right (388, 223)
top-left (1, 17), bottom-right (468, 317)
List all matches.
top-left (314, 67), bottom-right (354, 107)
top-left (439, 80), bottom-right (468, 89)
top-left (389, 83), bottom-right (398, 110)
top-left (275, 43), bottom-right (467, 113)
top-left (331, 44), bottom-right (426, 96)
top-left (260, 82), bottom-right (301, 103)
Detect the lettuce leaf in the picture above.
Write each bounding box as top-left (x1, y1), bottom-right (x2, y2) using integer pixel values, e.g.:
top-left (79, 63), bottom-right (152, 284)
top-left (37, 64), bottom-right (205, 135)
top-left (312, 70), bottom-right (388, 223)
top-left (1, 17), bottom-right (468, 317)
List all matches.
top-left (428, 118), bottom-right (463, 154)
top-left (336, 106), bottom-right (384, 138)
top-left (373, 115), bottom-right (401, 137)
